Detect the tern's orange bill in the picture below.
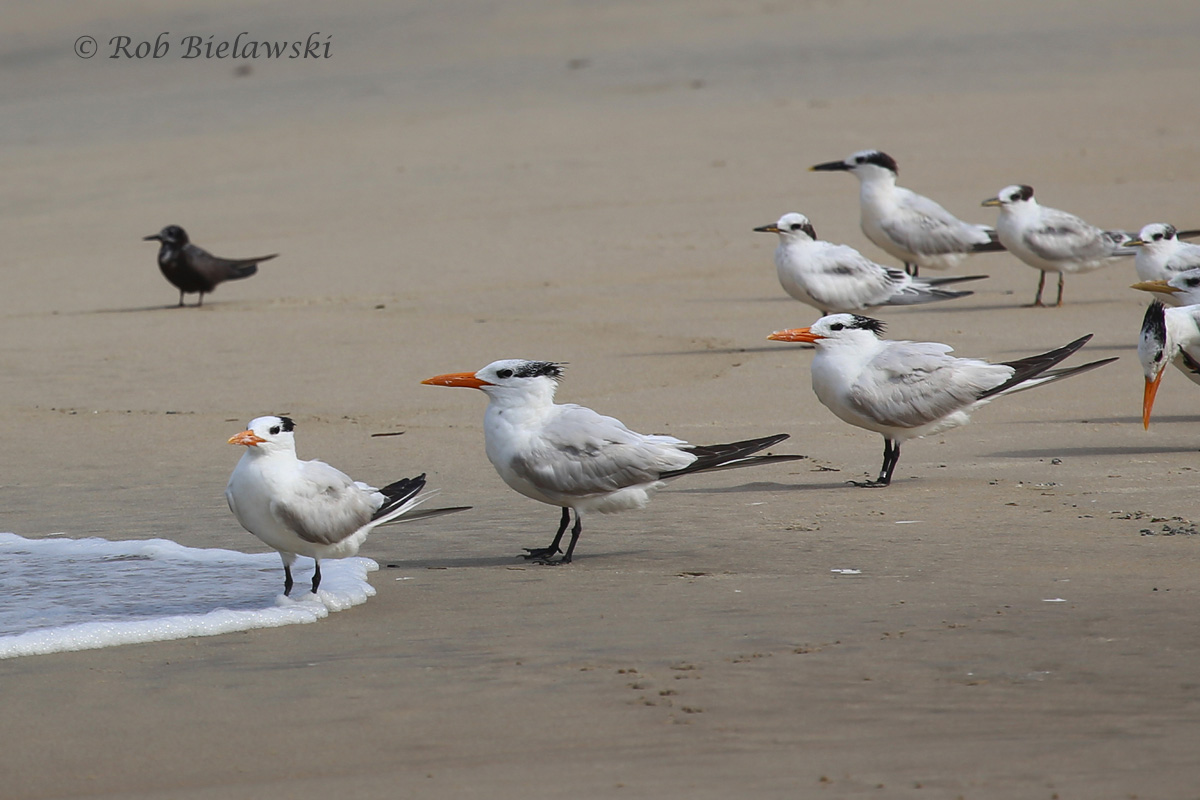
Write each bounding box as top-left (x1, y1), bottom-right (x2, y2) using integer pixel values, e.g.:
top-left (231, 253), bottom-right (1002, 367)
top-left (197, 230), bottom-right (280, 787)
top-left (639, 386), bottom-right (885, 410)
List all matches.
top-left (1143, 372), bottom-right (1165, 430)
top-left (767, 327), bottom-right (824, 344)
top-left (228, 430), bottom-right (266, 446)
top-left (421, 372), bottom-right (491, 389)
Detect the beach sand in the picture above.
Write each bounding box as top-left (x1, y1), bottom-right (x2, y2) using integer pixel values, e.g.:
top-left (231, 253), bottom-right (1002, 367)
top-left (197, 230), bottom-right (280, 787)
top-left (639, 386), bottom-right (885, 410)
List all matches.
top-left (3, 1), bottom-right (1200, 796)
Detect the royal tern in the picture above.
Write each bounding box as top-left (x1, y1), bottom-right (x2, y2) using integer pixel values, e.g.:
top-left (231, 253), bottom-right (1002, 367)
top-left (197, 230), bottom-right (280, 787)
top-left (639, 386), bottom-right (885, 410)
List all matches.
top-left (1126, 223), bottom-right (1200, 285)
top-left (144, 225), bottom-right (276, 307)
top-left (421, 360), bottom-right (803, 564)
top-left (981, 185), bottom-right (1135, 307)
top-left (810, 149), bottom-right (1003, 276)
top-left (1132, 298), bottom-right (1200, 429)
top-left (226, 415), bottom-right (468, 595)
top-left (768, 315), bottom-right (1116, 487)
top-left (753, 213), bottom-right (985, 314)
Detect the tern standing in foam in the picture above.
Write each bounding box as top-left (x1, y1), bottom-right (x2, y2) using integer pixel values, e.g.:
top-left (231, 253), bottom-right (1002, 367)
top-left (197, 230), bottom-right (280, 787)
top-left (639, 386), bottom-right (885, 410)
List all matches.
top-left (1126, 223), bottom-right (1200, 284)
top-left (1131, 295), bottom-right (1200, 429)
top-left (768, 315), bottom-right (1116, 487)
top-left (422, 360), bottom-right (803, 564)
top-left (810, 149), bottom-right (1003, 276)
top-left (144, 225), bottom-right (276, 307)
top-left (753, 212), bottom-right (985, 314)
top-left (226, 416), bottom-right (468, 594)
top-left (982, 185), bottom-right (1135, 307)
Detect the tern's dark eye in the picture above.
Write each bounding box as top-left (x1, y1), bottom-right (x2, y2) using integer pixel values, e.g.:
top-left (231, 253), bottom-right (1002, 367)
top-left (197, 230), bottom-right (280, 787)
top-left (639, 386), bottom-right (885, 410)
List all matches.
top-left (1187, 278), bottom-right (1200, 288)
top-left (789, 223), bottom-right (804, 231)
top-left (830, 322), bottom-right (844, 331)
top-left (269, 426), bottom-right (280, 435)
top-left (496, 369), bottom-right (513, 379)
top-left (1153, 233), bottom-right (1164, 241)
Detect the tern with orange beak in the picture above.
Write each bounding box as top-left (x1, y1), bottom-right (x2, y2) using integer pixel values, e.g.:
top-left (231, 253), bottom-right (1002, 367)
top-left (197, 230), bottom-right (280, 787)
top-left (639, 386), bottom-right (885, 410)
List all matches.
top-left (422, 359), bottom-right (803, 564)
top-left (1133, 299), bottom-right (1200, 429)
top-left (226, 415), bottom-right (468, 595)
top-left (768, 315), bottom-right (1116, 487)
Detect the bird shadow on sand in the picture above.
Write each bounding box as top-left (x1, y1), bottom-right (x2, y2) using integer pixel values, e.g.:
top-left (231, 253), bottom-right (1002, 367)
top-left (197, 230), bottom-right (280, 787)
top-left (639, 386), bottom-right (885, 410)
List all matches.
top-left (67, 304), bottom-right (213, 315)
top-left (986, 444), bottom-right (1199, 459)
top-left (1072, 414), bottom-right (1200, 426)
top-left (670, 479), bottom-right (835, 494)
top-left (383, 550), bottom-right (648, 570)
top-left (625, 345), bottom-right (803, 357)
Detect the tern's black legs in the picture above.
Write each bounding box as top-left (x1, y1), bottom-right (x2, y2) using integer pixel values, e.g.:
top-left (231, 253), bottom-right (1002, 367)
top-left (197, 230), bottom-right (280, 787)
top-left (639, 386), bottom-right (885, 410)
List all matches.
top-left (1054, 272), bottom-right (1064, 307)
top-left (852, 439), bottom-right (901, 488)
top-left (523, 506), bottom-right (580, 564)
top-left (561, 513), bottom-right (583, 564)
top-left (282, 560), bottom-right (321, 595)
top-left (177, 290), bottom-right (186, 308)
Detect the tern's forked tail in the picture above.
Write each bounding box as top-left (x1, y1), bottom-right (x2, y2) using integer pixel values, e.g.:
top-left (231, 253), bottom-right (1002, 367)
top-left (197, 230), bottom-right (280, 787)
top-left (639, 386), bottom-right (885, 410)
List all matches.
top-left (980, 334), bottom-right (1117, 400)
top-left (661, 433), bottom-right (806, 479)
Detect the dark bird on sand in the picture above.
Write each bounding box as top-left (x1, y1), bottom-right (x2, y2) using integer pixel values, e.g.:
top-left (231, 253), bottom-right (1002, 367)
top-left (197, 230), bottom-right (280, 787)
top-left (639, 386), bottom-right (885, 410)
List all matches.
top-left (144, 225), bottom-right (276, 307)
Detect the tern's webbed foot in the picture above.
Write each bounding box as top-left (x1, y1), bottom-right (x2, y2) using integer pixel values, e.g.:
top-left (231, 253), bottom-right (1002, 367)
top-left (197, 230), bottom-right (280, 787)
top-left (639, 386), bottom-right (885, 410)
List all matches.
top-left (849, 479), bottom-right (891, 488)
top-left (521, 546), bottom-right (562, 562)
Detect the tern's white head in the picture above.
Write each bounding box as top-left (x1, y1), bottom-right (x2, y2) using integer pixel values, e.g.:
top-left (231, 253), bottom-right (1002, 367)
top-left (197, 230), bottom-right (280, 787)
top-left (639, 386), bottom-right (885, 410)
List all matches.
top-left (981, 184), bottom-right (1036, 213)
top-left (753, 212), bottom-right (817, 243)
top-left (810, 150), bottom-right (899, 184)
top-left (423, 359), bottom-right (566, 406)
top-left (767, 312), bottom-right (886, 347)
top-left (1127, 223), bottom-right (1180, 251)
top-left (228, 415), bottom-right (297, 455)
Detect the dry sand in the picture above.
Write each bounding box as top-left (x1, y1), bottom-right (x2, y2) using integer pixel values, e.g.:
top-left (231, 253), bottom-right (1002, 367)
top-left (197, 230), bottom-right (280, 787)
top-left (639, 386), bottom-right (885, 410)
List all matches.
top-left (4, 1), bottom-right (1200, 797)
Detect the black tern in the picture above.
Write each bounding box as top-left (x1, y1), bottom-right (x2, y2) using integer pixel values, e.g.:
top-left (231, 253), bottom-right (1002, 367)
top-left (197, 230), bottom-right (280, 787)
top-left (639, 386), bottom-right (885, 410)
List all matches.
top-left (143, 225), bottom-right (276, 307)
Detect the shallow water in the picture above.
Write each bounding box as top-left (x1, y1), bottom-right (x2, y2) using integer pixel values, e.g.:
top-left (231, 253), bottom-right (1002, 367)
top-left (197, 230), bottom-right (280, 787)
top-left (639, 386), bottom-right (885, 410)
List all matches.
top-left (0, 533), bottom-right (377, 659)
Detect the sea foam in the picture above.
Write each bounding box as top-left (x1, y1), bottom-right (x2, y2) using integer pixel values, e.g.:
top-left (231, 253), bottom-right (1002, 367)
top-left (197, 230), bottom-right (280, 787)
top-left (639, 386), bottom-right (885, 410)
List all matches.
top-left (0, 533), bottom-right (377, 659)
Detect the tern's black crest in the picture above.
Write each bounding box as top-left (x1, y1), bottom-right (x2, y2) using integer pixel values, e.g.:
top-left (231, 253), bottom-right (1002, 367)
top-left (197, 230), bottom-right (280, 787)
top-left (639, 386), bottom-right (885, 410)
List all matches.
top-left (513, 361), bottom-right (565, 381)
top-left (856, 150), bottom-right (899, 174)
top-left (276, 416), bottom-right (296, 432)
top-left (849, 315), bottom-right (886, 336)
top-left (1142, 300), bottom-right (1167, 345)
top-left (1157, 225), bottom-right (1178, 241)
top-left (1014, 185), bottom-right (1034, 202)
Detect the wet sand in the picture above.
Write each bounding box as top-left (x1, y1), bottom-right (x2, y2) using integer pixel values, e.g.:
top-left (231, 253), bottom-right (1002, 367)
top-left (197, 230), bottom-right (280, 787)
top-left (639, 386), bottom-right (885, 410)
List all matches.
top-left (4, 1), bottom-right (1200, 797)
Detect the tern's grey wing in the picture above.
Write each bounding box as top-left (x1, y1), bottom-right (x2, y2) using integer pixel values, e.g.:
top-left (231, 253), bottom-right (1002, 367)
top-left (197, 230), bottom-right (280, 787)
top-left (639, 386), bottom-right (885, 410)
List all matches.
top-left (269, 459), bottom-right (375, 545)
top-left (1165, 247), bottom-right (1200, 274)
top-left (881, 191), bottom-right (988, 255)
top-left (1021, 209), bottom-right (1114, 263)
top-left (182, 243), bottom-right (273, 286)
top-left (509, 405), bottom-right (692, 496)
top-left (803, 245), bottom-right (901, 308)
top-left (848, 342), bottom-right (1010, 428)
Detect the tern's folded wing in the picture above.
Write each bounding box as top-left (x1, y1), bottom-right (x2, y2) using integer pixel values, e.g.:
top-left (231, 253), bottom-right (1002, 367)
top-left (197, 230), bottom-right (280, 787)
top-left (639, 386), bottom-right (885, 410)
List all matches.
top-left (509, 405), bottom-right (692, 496)
top-left (881, 191), bottom-right (990, 255)
top-left (848, 342), bottom-right (1010, 428)
top-left (269, 459), bottom-right (375, 545)
top-left (1022, 210), bottom-right (1113, 263)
